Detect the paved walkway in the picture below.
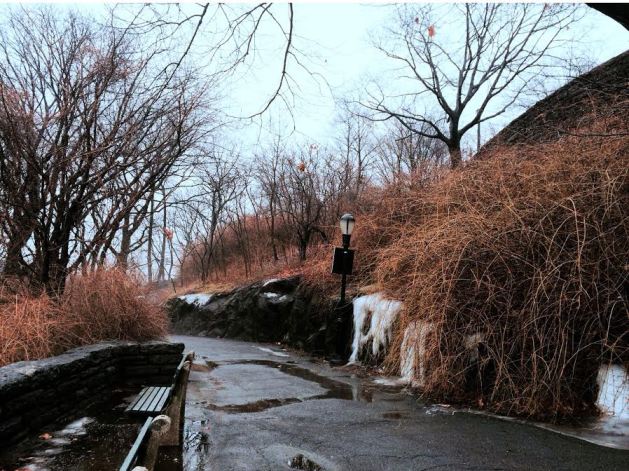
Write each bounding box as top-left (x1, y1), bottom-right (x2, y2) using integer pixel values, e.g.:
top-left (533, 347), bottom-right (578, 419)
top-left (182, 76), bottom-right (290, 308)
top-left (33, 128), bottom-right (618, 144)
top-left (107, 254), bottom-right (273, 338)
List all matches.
top-left (172, 335), bottom-right (629, 471)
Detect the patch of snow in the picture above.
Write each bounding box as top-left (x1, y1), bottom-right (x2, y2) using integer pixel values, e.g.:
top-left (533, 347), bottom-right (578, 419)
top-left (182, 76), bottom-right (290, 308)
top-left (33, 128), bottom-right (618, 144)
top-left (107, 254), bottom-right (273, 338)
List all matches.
top-left (348, 293), bottom-right (402, 364)
top-left (178, 293), bottom-right (213, 306)
top-left (263, 292), bottom-right (280, 299)
top-left (596, 364), bottom-right (629, 419)
top-left (263, 278), bottom-right (280, 287)
top-left (16, 465), bottom-right (48, 471)
top-left (257, 347), bottom-right (290, 357)
top-left (49, 437), bottom-right (72, 446)
top-left (57, 416), bottom-right (94, 437)
top-left (373, 377), bottom-right (407, 387)
top-left (16, 365), bottom-right (40, 376)
top-left (400, 320), bottom-right (435, 387)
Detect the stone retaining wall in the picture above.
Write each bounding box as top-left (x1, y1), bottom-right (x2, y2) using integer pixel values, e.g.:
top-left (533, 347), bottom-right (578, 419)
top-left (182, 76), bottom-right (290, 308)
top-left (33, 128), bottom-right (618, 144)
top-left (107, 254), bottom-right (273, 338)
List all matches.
top-left (168, 276), bottom-right (340, 355)
top-left (0, 341), bottom-right (184, 446)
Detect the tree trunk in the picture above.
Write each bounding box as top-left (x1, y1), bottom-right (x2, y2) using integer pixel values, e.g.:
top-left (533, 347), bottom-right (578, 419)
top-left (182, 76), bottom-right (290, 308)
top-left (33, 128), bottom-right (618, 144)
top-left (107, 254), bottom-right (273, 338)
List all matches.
top-left (45, 259), bottom-right (69, 296)
top-left (157, 188), bottom-right (167, 282)
top-left (448, 144), bottom-right (462, 169)
top-left (298, 230), bottom-right (311, 261)
top-left (117, 214), bottom-right (132, 270)
top-left (147, 195), bottom-right (154, 283)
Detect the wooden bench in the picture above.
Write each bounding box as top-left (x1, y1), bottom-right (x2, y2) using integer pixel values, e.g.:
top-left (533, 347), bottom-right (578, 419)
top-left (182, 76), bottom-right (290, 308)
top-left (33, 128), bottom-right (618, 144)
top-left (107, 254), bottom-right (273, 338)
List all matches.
top-left (126, 386), bottom-right (171, 416)
top-left (119, 352), bottom-right (193, 471)
top-left (126, 355), bottom-right (189, 416)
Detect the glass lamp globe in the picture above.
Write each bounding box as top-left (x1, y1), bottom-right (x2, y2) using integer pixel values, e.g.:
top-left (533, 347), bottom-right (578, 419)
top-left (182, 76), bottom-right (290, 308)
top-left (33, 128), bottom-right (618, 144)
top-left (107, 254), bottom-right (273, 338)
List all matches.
top-left (339, 213), bottom-right (355, 236)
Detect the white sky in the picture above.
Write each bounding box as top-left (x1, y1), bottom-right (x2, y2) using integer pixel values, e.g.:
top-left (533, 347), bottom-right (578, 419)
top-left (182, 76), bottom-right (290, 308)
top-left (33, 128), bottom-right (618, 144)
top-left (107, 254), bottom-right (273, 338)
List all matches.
top-left (2, 2), bottom-right (628, 152)
top-left (223, 3), bottom-right (629, 151)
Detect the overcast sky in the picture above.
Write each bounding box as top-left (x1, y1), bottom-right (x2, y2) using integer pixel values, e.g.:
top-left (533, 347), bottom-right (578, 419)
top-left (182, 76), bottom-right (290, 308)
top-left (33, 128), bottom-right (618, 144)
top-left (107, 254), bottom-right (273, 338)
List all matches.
top-left (221, 3), bottom-right (629, 151)
top-left (5, 2), bottom-right (629, 153)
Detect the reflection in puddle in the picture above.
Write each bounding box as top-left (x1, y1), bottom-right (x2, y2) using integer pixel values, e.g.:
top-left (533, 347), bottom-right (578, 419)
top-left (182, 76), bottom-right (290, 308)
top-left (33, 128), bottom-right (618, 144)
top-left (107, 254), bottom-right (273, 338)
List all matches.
top-left (197, 359), bottom-right (395, 413)
top-left (189, 360), bottom-right (403, 413)
top-left (205, 397), bottom-right (303, 413)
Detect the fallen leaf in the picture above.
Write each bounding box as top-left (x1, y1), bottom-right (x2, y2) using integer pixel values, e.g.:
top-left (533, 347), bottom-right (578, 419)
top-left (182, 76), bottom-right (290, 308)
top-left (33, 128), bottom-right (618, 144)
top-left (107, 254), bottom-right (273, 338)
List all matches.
top-left (39, 432), bottom-right (53, 440)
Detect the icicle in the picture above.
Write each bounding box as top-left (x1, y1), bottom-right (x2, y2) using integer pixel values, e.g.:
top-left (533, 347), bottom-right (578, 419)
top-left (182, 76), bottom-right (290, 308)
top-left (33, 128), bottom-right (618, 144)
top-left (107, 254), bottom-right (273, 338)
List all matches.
top-left (596, 364), bottom-right (629, 419)
top-left (348, 293), bottom-right (402, 364)
top-left (400, 320), bottom-right (434, 387)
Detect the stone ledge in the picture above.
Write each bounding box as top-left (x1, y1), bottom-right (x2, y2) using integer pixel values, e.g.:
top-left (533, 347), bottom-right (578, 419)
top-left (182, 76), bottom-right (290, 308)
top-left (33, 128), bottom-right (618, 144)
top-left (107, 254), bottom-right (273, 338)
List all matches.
top-left (0, 340), bottom-right (184, 446)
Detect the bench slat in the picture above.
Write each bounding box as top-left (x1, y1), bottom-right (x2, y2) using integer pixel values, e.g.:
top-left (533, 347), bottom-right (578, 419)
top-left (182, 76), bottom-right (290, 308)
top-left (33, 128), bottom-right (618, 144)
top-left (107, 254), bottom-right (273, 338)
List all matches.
top-left (119, 416), bottom-right (152, 471)
top-left (146, 387), bottom-right (170, 412)
top-left (125, 352), bottom-right (192, 416)
top-left (138, 387), bottom-right (162, 412)
top-left (130, 386), bottom-right (156, 412)
top-left (154, 387), bottom-right (172, 412)
top-left (126, 387), bottom-right (151, 412)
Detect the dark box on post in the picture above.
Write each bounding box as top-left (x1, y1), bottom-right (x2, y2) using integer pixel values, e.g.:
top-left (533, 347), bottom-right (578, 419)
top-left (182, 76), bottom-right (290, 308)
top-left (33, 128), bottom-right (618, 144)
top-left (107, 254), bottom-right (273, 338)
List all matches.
top-left (331, 247), bottom-right (354, 275)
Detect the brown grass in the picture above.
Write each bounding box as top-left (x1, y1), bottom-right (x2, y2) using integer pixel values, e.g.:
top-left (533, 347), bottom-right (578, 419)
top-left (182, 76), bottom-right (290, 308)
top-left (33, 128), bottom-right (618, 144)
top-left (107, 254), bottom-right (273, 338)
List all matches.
top-left (0, 285), bottom-right (60, 365)
top-left (0, 268), bottom-right (168, 367)
top-left (366, 127), bottom-right (628, 420)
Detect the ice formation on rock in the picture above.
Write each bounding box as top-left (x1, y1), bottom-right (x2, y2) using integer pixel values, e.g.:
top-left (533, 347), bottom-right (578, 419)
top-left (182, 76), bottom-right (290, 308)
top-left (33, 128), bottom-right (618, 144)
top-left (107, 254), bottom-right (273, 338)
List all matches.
top-left (178, 293), bottom-right (213, 306)
top-left (400, 320), bottom-right (435, 386)
top-left (596, 364), bottom-right (629, 420)
top-left (348, 293), bottom-right (402, 364)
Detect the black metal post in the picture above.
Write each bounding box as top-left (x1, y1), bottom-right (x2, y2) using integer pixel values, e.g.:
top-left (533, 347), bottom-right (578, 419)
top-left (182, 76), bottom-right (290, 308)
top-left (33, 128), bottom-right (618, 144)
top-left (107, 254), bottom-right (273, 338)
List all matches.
top-left (340, 233), bottom-right (351, 305)
top-left (340, 273), bottom-right (347, 304)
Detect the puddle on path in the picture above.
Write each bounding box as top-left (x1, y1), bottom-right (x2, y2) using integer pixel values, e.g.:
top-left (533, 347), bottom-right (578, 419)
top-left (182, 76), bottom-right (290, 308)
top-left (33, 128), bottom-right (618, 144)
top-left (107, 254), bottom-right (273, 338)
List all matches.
top-left (193, 357), bottom-right (629, 450)
top-left (192, 359), bottom-right (409, 414)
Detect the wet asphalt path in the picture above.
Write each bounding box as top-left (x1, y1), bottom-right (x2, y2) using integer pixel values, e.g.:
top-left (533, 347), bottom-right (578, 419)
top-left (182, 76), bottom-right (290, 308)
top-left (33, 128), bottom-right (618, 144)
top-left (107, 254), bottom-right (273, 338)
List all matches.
top-left (171, 335), bottom-right (629, 471)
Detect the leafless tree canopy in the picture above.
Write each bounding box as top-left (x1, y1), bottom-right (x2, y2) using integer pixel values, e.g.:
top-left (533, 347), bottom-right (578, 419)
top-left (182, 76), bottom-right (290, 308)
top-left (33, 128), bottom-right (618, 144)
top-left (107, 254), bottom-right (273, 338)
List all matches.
top-left (0, 9), bottom-right (206, 294)
top-left (363, 3), bottom-right (580, 168)
top-left (116, 2), bottom-right (299, 119)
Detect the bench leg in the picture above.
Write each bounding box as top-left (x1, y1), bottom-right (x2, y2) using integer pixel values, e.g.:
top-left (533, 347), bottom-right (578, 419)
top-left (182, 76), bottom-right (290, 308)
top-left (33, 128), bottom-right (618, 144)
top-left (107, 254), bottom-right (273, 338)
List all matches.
top-left (143, 415), bottom-right (171, 470)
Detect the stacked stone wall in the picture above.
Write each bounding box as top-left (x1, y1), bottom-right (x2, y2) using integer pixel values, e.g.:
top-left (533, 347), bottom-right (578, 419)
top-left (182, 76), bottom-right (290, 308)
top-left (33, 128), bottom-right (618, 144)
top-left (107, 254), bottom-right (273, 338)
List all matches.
top-left (0, 341), bottom-right (184, 446)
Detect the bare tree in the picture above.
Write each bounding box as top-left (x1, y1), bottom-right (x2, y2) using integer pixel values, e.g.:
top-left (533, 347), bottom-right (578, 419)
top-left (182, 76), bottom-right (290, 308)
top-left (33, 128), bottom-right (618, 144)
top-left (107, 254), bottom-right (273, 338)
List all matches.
top-left (174, 150), bottom-right (243, 282)
top-left (117, 2), bottom-right (302, 119)
top-left (0, 9), bottom-right (206, 294)
top-left (276, 146), bottom-right (349, 261)
top-left (363, 3), bottom-right (580, 168)
top-left (335, 105), bottom-right (378, 201)
top-left (254, 135), bottom-right (287, 263)
top-left (375, 121), bottom-right (448, 185)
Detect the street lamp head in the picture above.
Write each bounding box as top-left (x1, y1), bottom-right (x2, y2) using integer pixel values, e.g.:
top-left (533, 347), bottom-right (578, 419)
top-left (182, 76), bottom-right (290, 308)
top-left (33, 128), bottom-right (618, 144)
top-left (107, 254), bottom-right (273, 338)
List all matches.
top-left (339, 213), bottom-right (355, 236)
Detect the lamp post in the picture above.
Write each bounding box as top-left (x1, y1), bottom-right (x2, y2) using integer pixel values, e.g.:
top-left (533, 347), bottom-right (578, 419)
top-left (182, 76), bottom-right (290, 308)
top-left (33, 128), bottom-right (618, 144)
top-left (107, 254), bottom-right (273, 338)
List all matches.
top-left (338, 213), bottom-right (355, 304)
top-left (329, 213), bottom-right (356, 364)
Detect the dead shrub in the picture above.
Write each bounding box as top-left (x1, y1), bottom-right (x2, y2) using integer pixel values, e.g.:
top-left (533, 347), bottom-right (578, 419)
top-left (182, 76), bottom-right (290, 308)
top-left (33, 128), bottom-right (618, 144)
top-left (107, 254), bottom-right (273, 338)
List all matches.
top-left (59, 268), bottom-right (169, 346)
top-left (0, 268), bottom-right (168, 367)
top-left (0, 284), bottom-right (60, 365)
top-left (371, 129), bottom-right (628, 419)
